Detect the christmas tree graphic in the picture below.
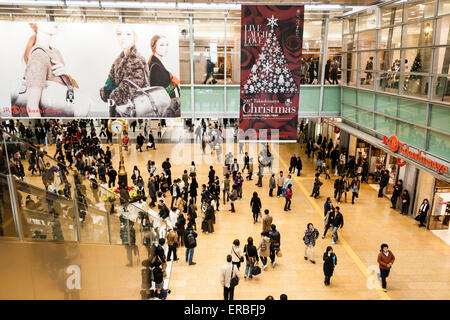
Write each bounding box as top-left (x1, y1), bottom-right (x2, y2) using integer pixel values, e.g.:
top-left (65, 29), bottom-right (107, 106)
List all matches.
top-left (244, 15), bottom-right (298, 96)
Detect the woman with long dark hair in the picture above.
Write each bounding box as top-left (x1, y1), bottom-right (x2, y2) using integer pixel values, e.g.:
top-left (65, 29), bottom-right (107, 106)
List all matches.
top-left (148, 35), bottom-right (181, 117)
top-left (250, 192), bottom-right (262, 224)
top-left (323, 246), bottom-right (337, 286)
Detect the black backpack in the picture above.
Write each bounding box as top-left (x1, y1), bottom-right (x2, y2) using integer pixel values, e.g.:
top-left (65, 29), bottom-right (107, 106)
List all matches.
top-left (186, 230), bottom-right (196, 247)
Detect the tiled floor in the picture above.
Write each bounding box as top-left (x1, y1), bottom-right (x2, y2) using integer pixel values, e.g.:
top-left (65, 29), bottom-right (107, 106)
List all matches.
top-left (17, 138), bottom-right (450, 300)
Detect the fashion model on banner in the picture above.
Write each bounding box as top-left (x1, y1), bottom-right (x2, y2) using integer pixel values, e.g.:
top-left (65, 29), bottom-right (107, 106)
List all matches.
top-left (100, 25), bottom-right (148, 117)
top-left (12, 23), bottom-right (91, 118)
top-left (148, 35), bottom-right (181, 117)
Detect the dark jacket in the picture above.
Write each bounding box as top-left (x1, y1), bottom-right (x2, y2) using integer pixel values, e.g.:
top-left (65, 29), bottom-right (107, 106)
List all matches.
top-left (380, 172), bottom-right (390, 187)
top-left (149, 55), bottom-right (175, 97)
top-left (250, 196), bottom-right (262, 213)
top-left (324, 201), bottom-right (333, 216)
top-left (334, 179), bottom-right (344, 191)
top-left (159, 204), bottom-right (170, 219)
top-left (148, 180), bottom-right (156, 197)
top-left (205, 204), bottom-right (215, 221)
top-left (392, 183), bottom-right (402, 197)
top-left (137, 135), bottom-right (145, 146)
top-left (184, 227), bottom-right (198, 249)
top-left (243, 244), bottom-right (259, 263)
top-left (290, 156), bottom-right (297, 167)
top-left (153, 266), bottom-right (164, 284)
top-left (323, 252), bottom-right (337, 276)
top-left (332, 212), bottom-right (344, 228)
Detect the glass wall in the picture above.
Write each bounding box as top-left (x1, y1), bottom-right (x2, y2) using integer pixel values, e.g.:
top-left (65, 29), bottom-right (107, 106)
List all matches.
top-left (341, 0), bottom-right (450, 164)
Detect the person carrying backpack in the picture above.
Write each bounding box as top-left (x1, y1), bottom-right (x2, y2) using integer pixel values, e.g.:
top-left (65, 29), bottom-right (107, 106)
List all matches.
top-left (184, 222), bottom-right (197, 265)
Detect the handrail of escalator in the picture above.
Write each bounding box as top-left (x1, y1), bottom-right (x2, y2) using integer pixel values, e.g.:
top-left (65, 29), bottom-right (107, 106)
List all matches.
top-left (0, 126), bottom-right (169, 243)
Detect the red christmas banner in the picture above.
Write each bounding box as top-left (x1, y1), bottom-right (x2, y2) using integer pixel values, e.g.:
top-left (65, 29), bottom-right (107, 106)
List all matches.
top-left (240, 5), bottom-right (304, 142)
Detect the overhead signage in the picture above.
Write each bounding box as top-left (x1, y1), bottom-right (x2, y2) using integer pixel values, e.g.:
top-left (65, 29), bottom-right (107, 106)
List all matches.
top-left (382, 135), bottom-right (448, 174)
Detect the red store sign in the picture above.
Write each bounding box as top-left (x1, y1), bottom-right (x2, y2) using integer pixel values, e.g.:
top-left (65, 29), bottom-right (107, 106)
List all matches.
top-left (382, 136), bottom-right (448, 174)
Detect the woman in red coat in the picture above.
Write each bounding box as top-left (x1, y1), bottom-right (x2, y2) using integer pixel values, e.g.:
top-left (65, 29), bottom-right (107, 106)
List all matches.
top-left (283, 184), bottom-right (293, 211)
top-left (377, 243), bottom-right (395, 292)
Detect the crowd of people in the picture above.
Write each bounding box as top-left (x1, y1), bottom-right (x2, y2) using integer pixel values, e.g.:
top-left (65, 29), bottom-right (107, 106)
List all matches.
top-left (0, 118), bottom-right (405, 299)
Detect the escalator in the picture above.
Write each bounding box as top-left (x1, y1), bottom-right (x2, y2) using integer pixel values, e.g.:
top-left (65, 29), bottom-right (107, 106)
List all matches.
top-left (0, 128), bottom-right (173, 299)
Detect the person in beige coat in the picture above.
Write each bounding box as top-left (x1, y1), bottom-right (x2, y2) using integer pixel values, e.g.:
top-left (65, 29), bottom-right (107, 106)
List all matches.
top-left (258, 231), bottom-right (271, 270)
top-left (262, 209), bottom-right (273, 232)
top-left (167, 227), bottom-right (179, 261)
top-left (220, 255), bottom-right (240, 300)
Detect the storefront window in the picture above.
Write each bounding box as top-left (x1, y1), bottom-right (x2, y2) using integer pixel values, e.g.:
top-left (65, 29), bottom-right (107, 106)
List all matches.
top-left (381, 4), bottom-right (403, 27)
top-left (227, 20), bottom-right (240, 50)
top-left (378, 72), bottom-right (400, 94)
top-left (324, 54), bottom-right (341, 85)
top-left (406, 0), bottom-right (436, 22)
top-left (379, 26), bottom-right (402, 49)
top-left (359, 51), bottom-right (376, 70)
top-left (379, 50), bottom-right (400, 72)
top-left (403, 48), bottom-right (432, 73)
top-left (403, 21), bottom-right (434, 48)
top-left (344, 17), bottom-right (357, 35)
top-left (358, 10), bottom-right (377, 31)
top-left (429, 180), bottom-right (450, 230)
top-left (433, 47), bottom-right (450, 75)
top-left (345, 70), bottom-right (357, 87)
top-left (357, 30), bottom-right (377, 50)
top-left (438, 0), bottom-right (450, 16)
top-left (193, 20), bottom-right (225, 85)
top-left (403, 75), bottom-right (430, 99)
top-left (343, 34), bottom-right (357, 52)
top-left (303, 20), bottom-right (324, 51)
top-left (344, 52), bottom-right (357, 70)
top-left (435, 16), bottom-right (450, 46)
top-left (300, 54), bottom-right (321, 85)
top-left (360, 73), bottom-right (375, 90)
top-left (328, 20), bottom-right (342, 51)
top-left (431, 76), bottom-right (450, 102)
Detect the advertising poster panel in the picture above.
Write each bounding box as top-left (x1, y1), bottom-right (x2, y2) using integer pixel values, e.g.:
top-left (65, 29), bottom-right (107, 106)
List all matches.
top-left (240, 5), bottom-right (304, 142)
top-left (0, 21), bottom-right (180, 118)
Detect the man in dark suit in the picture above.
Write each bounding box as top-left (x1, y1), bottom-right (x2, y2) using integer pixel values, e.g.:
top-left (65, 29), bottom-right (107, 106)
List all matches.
top-left (289, 154), bottom-right (297, 174)
top-left (378, 170), bottom-right (390, 198)
top-left (107, 166), bottom-right (117, 188)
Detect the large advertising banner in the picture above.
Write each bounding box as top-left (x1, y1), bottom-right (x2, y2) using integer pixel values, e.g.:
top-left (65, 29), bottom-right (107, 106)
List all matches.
top-left (0, 21), bottom-right (180, 118)
top-left (240, 5), bottom-right (304, 142)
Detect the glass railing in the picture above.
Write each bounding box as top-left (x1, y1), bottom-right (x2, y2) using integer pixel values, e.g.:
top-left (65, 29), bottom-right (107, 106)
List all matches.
top-left (0, 128), bottom-right (169, 250)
